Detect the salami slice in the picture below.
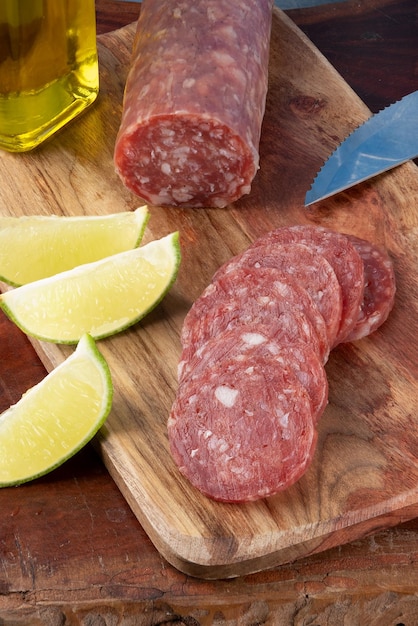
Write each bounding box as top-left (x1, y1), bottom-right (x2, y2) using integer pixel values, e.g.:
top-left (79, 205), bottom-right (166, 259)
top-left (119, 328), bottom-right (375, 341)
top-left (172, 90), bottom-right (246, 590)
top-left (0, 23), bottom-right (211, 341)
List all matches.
top-left (215, 225), bottom-right (364, 345)
top-left (178, 326), bottom-right (328, 423)
top-left (214, 242), bottom-right (343, 347)
top-left (343, 235), bottom-right (396, 342)
top-left (181, 266), bottom-right (330, 363)
top-left (114, 0), bottom-right (274, 207)
top-left (168, 353), bottom-right (317, 502)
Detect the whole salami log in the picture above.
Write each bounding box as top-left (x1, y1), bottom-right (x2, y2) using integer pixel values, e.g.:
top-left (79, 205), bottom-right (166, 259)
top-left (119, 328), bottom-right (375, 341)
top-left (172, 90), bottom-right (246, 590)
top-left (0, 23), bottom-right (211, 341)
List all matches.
top-left (114, 0), bottom-right (274, 208)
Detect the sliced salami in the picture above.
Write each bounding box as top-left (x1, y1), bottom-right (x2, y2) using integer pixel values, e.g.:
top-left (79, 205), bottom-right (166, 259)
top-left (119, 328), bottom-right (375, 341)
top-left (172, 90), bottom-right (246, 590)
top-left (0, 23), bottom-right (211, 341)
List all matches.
top-left (169, 224), bottom-right (396, 502)
top-left (343, 235), bottom-right (396, 342)
top-left (214, 242), bottom-right (343, 347)
top-left (181, 266), bottom-right (330, 363)
top-left (215, 224), bottom-right (364, 345)
top-left (178, 326), bottom-right (328, 423)
top-left (168, 353), bottom-right (317, 502)
top-left (114, 0), bottom-right (274, 207)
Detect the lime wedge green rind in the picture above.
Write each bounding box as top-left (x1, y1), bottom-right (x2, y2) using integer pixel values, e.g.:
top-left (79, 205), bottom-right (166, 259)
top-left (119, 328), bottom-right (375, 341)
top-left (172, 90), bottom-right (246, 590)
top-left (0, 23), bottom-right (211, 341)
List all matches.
top-left (131, 205), bottom-right (150, 247)
top-left (0, 334), bottom-right (113, 487)
top-left (0, 206), bottom-right (150, 286)
top-left (0, 231), bottom-right (181, 344)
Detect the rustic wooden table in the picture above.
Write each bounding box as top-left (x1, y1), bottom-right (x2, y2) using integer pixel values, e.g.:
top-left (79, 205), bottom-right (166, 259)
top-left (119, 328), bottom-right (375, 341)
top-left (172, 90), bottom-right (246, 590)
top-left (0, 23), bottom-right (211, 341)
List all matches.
top-left (1, 0), bottom-right (418, 623)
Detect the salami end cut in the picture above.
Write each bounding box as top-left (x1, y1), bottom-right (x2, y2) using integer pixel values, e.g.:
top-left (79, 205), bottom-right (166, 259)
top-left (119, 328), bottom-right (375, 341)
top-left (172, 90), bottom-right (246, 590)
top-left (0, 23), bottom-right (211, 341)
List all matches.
top-left (114, 0), bottom-right (274, 208)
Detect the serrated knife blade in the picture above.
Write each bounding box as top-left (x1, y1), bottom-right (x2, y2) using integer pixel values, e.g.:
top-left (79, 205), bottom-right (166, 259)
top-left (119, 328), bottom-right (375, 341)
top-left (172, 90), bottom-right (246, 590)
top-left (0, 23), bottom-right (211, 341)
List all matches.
top-left (305, 90), bottom-right (418, 206)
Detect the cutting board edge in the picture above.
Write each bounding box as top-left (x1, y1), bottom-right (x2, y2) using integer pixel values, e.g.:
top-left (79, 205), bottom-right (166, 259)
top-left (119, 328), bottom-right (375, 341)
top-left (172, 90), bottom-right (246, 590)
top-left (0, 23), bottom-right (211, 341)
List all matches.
top-left (117, 492), bottom-right (418, 580)
top-left (96, 427), bottom-right (418, 578)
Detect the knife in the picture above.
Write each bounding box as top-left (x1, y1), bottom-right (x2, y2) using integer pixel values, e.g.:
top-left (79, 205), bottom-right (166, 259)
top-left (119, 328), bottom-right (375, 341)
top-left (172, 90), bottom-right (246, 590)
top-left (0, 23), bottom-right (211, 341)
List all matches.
top-left (305, 90), bottom-right (418, 206)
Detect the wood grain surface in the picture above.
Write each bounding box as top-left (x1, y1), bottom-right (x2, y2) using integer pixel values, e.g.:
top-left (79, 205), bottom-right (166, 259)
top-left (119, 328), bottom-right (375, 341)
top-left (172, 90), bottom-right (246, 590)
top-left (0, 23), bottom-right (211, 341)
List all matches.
top-left (1, 5), bottom-right (418, 583)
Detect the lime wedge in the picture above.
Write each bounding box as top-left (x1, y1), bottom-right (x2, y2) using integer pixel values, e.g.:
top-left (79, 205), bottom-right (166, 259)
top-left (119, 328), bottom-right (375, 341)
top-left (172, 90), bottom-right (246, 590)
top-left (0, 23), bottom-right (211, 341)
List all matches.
top-left (0, 232), bottom-right (181, 343)
top-left (0, 206), bottom-right (150, 286)
top-left (0, 334), bottom-right (113, 486)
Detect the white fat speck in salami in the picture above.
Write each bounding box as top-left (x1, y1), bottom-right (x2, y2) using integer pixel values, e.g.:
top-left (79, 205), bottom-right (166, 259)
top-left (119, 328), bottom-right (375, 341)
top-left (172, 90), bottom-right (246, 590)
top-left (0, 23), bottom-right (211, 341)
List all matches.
top-left (215, 385), bottom-right (239, 407)
top-left (114, 0), bottom-right (274, 207)
top-left (168, 355), bottom-right (317, 502)
top-left (343, 234), bottom-right (396, 342)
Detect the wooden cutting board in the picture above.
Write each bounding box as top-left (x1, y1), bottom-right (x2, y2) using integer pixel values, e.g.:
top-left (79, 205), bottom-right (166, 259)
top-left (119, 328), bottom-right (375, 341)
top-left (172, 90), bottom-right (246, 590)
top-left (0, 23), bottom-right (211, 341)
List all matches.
top-left (1, 7), bottom-right (418, 580)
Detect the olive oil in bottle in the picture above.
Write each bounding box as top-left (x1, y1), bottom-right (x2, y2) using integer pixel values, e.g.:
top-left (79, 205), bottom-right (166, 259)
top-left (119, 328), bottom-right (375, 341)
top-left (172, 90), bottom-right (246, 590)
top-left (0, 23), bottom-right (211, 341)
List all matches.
top-left (0, 0), bottom-right (99, 152)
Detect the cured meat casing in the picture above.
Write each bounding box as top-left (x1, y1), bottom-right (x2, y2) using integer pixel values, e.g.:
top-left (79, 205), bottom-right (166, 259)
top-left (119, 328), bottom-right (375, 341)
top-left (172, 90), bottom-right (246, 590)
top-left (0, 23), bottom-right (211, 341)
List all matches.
top-left (114, 0), bottom-right (274, 208)
top-left (345, 235), bottom-right (396, 342)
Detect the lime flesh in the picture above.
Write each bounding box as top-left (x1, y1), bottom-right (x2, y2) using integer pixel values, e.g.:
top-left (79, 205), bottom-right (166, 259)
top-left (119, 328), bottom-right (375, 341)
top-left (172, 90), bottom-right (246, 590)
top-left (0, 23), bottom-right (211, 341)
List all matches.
top-left (0, 206), bottom-right (149, 286)
top-left (0, 232), bottom-right (181, 343)
top-left (0, 334), bottom-right (113, 486)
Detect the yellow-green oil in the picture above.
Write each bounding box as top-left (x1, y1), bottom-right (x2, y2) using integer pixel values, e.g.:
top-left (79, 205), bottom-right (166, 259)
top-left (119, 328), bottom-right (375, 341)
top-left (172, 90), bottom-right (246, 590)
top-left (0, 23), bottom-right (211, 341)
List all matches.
top-left (0, 0), bottom-right (99, 152)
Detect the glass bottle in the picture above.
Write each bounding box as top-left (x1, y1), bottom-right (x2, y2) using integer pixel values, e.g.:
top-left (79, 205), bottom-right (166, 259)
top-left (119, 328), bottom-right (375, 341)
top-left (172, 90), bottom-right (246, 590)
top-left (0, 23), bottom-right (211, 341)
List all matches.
top-left (0, 0), bottom-right (99, 152)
